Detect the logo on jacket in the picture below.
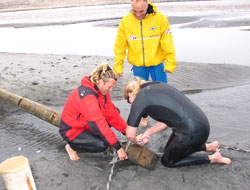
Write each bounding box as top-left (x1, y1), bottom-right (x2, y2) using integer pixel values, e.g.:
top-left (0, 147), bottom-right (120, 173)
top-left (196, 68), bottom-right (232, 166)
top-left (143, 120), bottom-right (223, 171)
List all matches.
top-left (80, 90), bottom-right (85, 97)
top-left (129, 36), bottom-right (137, 40)
top-left (150, 26), bottom-right (156, 31)
top-left (150, 35), bottom-right (159, 38)
top-left (165, 28), bottom-right (171, 34)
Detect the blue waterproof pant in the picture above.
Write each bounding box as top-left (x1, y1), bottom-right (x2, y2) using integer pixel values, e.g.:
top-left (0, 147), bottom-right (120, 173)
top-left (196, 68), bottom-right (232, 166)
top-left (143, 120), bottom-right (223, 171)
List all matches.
top-left (133, 62), bottom-right (167, 83)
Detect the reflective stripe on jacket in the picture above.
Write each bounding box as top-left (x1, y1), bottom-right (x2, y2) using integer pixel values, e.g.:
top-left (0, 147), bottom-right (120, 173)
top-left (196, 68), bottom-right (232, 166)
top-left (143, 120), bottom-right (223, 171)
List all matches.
top-left (114, 2), bottom-right (177, 74)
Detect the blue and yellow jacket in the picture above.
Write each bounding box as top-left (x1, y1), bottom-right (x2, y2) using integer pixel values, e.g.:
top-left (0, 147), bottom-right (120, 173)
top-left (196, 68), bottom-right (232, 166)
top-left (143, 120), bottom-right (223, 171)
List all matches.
top-left (114, 2), bottom-right (177, 74)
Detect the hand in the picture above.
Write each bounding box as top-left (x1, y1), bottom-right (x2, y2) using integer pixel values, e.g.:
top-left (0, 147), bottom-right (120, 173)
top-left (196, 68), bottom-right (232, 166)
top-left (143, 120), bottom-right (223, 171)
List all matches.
top-left (164, 69), bottom-right (171, 74)
top-left (118, 73), bottom-right (123, 79)
top-left (136, 134), bottom-right (150, 146)
top-left (117, 147), bottom-right (128, 160)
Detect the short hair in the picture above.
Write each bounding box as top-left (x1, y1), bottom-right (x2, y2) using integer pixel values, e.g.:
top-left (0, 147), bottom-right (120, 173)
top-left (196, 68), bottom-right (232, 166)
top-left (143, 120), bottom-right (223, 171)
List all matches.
top-left (90, 63), bottom-right (118, 86)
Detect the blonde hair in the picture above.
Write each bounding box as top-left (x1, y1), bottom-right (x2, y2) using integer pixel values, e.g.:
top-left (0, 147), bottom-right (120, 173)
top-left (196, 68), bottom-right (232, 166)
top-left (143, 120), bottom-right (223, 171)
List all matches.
top-left (124, 77), bottom-right (147, 100)
top-left (131, 0), bottom-right (147, 2)
top-left (90, 63), bottom-right (118, 86)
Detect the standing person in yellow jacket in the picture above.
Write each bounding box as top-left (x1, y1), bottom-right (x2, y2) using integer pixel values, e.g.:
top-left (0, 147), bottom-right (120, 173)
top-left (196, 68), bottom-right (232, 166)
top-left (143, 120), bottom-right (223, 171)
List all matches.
top-left (114, 0), bottom-right (177, 84)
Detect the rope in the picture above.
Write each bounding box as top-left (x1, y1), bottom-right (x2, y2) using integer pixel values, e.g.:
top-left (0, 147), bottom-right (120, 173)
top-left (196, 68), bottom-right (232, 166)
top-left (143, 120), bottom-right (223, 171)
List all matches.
top-left (106, 152), bottom-right (118, 190)
top-left (106, 141), bottom-right (131, 190)
top-left (125, 141), bottom-right (131, 152)
top-left (105, 142), bottom-right (250, 190)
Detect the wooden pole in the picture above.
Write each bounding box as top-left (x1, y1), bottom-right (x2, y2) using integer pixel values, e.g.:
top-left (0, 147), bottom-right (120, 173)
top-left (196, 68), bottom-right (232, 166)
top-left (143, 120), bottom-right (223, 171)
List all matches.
top-left (0, 88), bottom-right (159, 169)
top-left (0, 88), bottom-right (61, 127)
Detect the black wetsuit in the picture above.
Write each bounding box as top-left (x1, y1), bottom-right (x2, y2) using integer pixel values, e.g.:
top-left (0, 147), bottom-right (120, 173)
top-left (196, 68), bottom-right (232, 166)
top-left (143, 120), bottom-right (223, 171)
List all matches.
top-left (127, 82), bottom-right (210, 167)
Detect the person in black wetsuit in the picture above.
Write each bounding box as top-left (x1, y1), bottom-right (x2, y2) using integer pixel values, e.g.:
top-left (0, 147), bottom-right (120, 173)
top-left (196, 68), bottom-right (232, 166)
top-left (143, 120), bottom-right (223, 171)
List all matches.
top-left (124, 78), bottom-right (231, 167)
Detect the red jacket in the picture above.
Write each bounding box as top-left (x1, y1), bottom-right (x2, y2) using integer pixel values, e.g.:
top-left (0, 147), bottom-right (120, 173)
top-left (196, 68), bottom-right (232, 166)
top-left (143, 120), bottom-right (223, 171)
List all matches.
top-left (60, 76), bottom-right (126, 150)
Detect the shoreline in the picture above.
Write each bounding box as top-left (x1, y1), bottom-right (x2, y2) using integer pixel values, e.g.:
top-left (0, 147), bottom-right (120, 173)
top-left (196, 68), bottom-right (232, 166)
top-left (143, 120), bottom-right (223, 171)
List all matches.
top-left (1, 51), bottom-right (250, 105)
top-left (1, 1), bottom-right (250, 29)
top-left (0, 0), bottom-right (216, 13)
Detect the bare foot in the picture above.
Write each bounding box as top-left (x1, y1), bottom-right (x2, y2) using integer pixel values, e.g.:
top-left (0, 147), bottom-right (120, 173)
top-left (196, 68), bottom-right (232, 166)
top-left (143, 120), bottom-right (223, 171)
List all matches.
top-left (139, 118), bottom-right (149, 128)
top-left (206, 141), bottom-right (220, 152)
top-left (65, 144), bottom-right (80, 161)
top-left (209, 152), bottom-right (231, 165)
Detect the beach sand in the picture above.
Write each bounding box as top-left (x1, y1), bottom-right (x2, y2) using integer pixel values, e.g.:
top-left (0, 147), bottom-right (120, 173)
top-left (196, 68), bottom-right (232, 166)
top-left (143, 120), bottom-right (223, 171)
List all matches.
top-left (1, 1), bottom-right (250, 189)
top-left (1, 52), bottom-right (250, 190)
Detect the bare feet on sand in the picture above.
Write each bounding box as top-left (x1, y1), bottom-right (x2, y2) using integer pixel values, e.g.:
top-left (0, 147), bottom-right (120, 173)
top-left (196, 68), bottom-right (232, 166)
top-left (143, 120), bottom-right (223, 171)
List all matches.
top-left (65, 144), bottom-right (80, 161)
top-left (206, 141), bottom-right (220, 152)
top-left (209, 152), bottom-right (232, 165)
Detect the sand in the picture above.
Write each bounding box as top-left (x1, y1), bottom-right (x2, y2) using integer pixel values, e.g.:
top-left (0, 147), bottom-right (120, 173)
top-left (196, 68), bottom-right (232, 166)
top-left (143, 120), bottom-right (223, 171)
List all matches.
top-left (1, 52), bottom-right (250, 190)
top-left (1, 1), bottom-right (250, 190)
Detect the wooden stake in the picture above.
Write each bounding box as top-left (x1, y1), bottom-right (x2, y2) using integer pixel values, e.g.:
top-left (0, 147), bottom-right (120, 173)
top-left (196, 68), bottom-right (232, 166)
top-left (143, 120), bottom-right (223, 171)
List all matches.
top-left (0, 156), bottom-right (37, 190)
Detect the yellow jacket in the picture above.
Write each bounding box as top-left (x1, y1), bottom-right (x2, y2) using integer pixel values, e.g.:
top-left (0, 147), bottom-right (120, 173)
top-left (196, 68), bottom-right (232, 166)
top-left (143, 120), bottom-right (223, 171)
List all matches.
top-left (114, 2), bottom-right (177, 74)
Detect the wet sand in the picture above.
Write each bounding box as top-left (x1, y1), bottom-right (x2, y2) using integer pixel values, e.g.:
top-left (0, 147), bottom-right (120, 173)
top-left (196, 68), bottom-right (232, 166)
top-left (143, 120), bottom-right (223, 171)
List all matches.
top-left (1, 52), bottom-right (250, 190)
top-left (1, 1), bottom-right (250, 189)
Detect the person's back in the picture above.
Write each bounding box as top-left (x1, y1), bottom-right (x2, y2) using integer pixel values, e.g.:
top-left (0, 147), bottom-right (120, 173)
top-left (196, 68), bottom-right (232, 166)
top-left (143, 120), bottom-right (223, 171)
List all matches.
top-left (125, 79), bottom-right (231, 167)
top-left (128, 82), bottom-right (209, 134)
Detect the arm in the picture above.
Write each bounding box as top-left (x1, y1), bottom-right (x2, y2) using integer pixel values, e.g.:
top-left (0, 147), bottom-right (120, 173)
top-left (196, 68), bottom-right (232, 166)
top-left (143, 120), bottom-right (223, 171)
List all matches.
top-left (160, 15), bottom-right (177, 73)
top-left (114, 19), bottom-right (128, 75)
top-left (104, 94), bottom-right (127, 135)
top-left (144, 122), bottom-right (168, 136)
top-left (126, 125), bottom-right (138, 144)
top-left (80, 95), bottom-right (122, 150)
top-left (101, 94), bottom-right (129, 160)
top-left (136, 122), bottom-right (168, 146)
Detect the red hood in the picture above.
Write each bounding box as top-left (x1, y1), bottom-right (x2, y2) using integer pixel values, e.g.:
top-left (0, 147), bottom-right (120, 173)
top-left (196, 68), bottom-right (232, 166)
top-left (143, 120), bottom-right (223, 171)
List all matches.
top-left (81, 76), bottom-right (99, 93)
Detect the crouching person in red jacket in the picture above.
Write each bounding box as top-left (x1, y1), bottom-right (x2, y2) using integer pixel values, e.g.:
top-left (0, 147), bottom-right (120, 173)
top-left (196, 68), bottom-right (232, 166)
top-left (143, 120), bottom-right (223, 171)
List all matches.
top-left (59, 63), bottom-right (128, 161)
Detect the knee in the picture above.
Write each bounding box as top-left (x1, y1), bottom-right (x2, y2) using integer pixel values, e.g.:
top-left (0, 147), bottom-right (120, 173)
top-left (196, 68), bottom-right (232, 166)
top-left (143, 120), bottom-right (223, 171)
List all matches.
top-left (97, 141), bottom-right (109, 152)
top-left (85, 141), bottom-right (109, 153)
top-left (161, 157), bottom-right (176, 168)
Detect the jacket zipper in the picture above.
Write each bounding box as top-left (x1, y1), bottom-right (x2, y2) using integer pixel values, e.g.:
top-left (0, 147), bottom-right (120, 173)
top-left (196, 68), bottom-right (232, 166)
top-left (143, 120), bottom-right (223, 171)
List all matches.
top-left (140, 20), bottom-right (145, 67)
